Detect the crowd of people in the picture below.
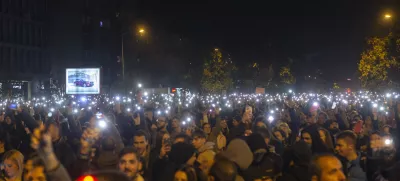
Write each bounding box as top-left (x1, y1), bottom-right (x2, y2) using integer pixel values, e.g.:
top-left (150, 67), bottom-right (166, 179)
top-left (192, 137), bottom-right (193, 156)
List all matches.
top-left (1, 91), bottom-right (400, 181)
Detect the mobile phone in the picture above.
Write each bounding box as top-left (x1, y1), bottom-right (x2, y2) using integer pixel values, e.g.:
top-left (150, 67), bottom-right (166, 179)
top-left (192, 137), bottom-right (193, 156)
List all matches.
top-left (9, 104), bottom-right (17, 110)
top-left (331, 102), bottom-right (337, 109)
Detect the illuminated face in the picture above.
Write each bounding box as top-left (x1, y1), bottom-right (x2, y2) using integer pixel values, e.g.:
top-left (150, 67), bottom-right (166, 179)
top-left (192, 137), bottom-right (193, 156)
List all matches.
top-left (383, 127), bottom-right (390, 134)
top-left (119, 153), bottom-right (139, 179)
top-left (145, 111), bottom-right (153, 121)
top-left (335, 139), bottom-right (352, 158)
top-left (220, 120), bottom-right (228, 129)
top-left (133, 136), bottom-right (148, 155)
top-left (256, 121), bottom-right (266, 128)
top-left (192, 136), bottom-right (206, 149)
top-left (24, 163), bottom-right (46, 181)
top-left (4, 159), bottom-right (19, 178)
top-left (330, 122), bottom-right (338, 129)
top-left (172, 118), bottom-right (179, 128)
top-left (279, 125), bottom-right (289, 135)
top-left (203, 124), bottom-right (211, 134)
top-left (274, 131), bottom-right (284, 142)
top-left (157, 117), bottom-right (167, 129)
top-left (370, 134), bottom-right (381, 149)
top-left (174, 171), bottom-right (188, 181)
top-left (313, 157), bottom-right (346, 181)
top-left (302, 132), bottom-right (312, 145)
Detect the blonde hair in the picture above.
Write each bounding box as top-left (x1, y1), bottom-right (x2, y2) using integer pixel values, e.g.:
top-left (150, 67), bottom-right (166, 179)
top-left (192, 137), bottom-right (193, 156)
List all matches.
top-left (2, 149), bottom-right (24, 180)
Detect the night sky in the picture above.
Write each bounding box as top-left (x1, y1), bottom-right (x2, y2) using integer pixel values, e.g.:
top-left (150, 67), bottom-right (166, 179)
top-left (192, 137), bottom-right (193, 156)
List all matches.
top-left (136, 0), bottom-right (397, 81)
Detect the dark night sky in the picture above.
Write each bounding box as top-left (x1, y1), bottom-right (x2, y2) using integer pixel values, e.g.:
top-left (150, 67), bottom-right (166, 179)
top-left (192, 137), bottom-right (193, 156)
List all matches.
top-left (136, 0), bottom-right (397, 81)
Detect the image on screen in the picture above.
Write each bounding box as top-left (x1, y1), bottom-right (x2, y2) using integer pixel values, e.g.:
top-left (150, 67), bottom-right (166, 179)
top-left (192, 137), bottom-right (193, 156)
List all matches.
top-left (66, 68), bottom-right (100, 94)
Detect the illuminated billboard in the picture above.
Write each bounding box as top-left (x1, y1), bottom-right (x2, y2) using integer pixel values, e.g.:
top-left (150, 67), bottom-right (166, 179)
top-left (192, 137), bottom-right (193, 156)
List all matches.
top-left (66, 68), bottom-right (100, 94)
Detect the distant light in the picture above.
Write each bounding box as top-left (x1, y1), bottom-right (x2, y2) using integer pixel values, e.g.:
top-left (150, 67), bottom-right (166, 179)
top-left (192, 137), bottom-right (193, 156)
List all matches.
top-left (386, 93), bottom-right (392, 98)
top-left (139, 29), bottom-right (145, 33)
top-left (50, 108), bottom-right (55, 112)
top-left (288, 89), bottom-right (292, 93)
top-left (373, 103), bottom-right (378, 108)
top-left (313, 102), bottom-right (319, 107)
top-left (99, 21), bottom-right (103, 27)
top-left (384, 14), bottom-right (392, 19)
top-left (347, 78), bottom-right (351, 81)
top-left (81, 96), bottom-right (87, 102)
top-left (138, 83), bottom-right (142, 88)
top-left (144, 92), bottom-right (148, 96)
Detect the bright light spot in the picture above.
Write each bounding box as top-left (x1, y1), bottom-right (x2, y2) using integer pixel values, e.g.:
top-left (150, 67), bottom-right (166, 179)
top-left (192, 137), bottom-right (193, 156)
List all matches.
top-left (50, 108), bottom-right (55, 112)
top-left (81, 97), bottom-right (87, 102)
top-left (373, 103), bottom-right (378, 108)
top-left (380, 107), bottom-right (384, 111)
top-left (268, 116), bottom-right (274, 122)
top-left (386, 93), bottom-right (392, 98)
top-left (98, 120), bottom-right (107, 128)
top-left (270, 110), bottom-right (274, 114)
top-left (74, 109), bottom-right (78, 113)
top-left (138, 83), bottom-right (142, 88)
top-left (313, 102), bottom-right (319, 107)
top-left (182, 121), bottom-right (186, 125)
top-left (385, 14), bottom-right (392, 19)
top-left (116, 96), bottom-right (120, 101)
top-left (288, 89), bottom-right (292, 93)
top-left (127, 108), bottom-right (131, 112)
top-left (385, 139), bottom-right (393, 145)
top-left (144, 92), bottom-right (148, 96)
top-left (157, 111), bottom-right (161, 115)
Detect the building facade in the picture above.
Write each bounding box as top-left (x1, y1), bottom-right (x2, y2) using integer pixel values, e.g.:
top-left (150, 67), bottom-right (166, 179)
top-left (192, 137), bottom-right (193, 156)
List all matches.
top-left (0, 0), bottom-right (49, 98)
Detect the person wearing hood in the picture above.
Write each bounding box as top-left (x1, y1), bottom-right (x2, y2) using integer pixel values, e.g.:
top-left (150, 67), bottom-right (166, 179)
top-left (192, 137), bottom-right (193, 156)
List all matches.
top-left (277, 141), bottom-right (312, 181)
top-left (301, 124), bottom-right (330, 154)
top-left (244, 133), bottom-right (283, 181)
top-left (192, 130), bottom-right (216, 175)
top-left (221, 138), bottom-right (253, 181)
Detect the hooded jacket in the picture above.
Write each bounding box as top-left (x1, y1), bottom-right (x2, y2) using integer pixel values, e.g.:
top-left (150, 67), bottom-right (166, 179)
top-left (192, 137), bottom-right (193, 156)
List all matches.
top-left (222, 139), bottom-right (253, 181)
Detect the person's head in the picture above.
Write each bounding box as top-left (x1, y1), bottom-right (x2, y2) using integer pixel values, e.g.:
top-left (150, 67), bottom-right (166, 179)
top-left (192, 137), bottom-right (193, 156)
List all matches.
top-left (318, 128), bottom-right (334, 150)
top-left (208, 155), bottom-right (237, 181)
top-left (364, 116), bottom-right (372, 125)
top-left (144, 109), bottom-right (153, 121)
top-left (328, 120), bottom-right (339, 130)
top-left (169, 143), bottom-right (197, 166)
top-left (310, 154), bottom-right (346, 181)
top-left (232, 116), bottom-right (241, 127)
top-left (335, 131), bottom-right (357, 158)
top-left (174, 133), bottom-right (191, 144)
top-left (157, 116), bottom-right (167, 129)
top-left (46, 122), bottom-right (60, 141)
top-left (192, 130), bottom-right (207, 149)
top-left (255, 127), bottom-right (271, 145)
top-left (302, 125), bottom-right (328, 154)
top-left (24, 156), bottom-right (47, 181)
top-left (369, 131), bottom-right (381, 149)
top-left (202, 123), bottom-right (211, 135)
top-left (133, 130), bottom-right (149, 155)
top-left (172, 117), bottom-right (180, 129)
top-left (273, 129), bottom-right (285, 142)
top-left (118, 147), bottom-right (140, 180)
top-left (383, 125), bottom-right (391, 134)
top-left (278, 122), bottom-right (291, 136)
top-left (174, 165), bottom-right (198, 181)
top-left (5, 115), bottom-right (12, 125)
top-left (101, 136), bottom-right (116, 151)
top-left (197, 150), bottom-right (216, 175)
top-left (220, 119), bottom-right (228, 129)
top-left (318, 113), bottom-right (327, 124)
top-left (2, 150), bottom-right (24, 179)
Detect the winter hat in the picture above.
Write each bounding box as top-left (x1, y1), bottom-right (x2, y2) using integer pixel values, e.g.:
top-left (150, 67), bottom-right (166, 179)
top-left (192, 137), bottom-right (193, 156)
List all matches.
top-left (169, 142), bottom-right (196, 165)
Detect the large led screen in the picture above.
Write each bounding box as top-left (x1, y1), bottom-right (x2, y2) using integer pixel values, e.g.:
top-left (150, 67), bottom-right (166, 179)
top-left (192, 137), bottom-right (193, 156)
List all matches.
top-left (66, 68), bottom-right (100, 94)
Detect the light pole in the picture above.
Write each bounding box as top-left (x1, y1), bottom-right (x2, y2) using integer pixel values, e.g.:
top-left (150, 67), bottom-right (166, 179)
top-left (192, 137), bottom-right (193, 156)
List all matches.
top-left (121, 28), bottom-right (145, 81)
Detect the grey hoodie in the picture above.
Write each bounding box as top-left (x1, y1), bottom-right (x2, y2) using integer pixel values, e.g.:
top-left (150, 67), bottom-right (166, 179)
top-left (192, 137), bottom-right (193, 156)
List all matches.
top-left (223, 139), bottom-right (253, 170)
